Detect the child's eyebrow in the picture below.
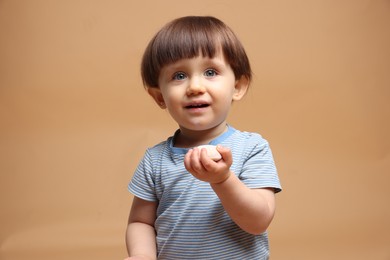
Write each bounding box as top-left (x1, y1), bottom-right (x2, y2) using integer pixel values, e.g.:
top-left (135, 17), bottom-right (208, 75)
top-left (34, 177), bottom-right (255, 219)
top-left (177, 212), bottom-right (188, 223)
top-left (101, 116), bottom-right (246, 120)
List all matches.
top-left (201, 57), bottom-right (227, 68)
top-left (162, 62), bottom-right (187, 72)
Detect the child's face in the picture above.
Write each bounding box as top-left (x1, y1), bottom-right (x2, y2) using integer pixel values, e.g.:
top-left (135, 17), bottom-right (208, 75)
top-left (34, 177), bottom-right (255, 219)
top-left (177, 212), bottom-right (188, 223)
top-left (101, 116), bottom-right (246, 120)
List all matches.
top-left (149, 51), bottom-right (248, 133)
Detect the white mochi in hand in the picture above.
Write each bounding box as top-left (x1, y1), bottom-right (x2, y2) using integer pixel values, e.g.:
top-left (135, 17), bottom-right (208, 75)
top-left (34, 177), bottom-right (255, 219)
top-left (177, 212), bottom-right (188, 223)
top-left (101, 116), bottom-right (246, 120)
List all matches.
top-left (197, 145), bottom-right (222, 161)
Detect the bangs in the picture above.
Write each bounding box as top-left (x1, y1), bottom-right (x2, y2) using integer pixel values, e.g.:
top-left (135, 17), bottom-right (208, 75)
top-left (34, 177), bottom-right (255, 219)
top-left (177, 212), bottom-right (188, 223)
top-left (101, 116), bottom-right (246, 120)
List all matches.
top-left (141, 16), bottom-right (251, 88)
top-left (152, 18), bottom-right (220, 64)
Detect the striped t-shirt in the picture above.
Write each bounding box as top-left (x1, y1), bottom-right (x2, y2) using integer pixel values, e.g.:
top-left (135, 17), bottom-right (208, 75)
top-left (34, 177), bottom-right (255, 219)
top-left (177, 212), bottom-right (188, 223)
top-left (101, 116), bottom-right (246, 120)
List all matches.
top-left (129, 125), bottom-right (282, 259)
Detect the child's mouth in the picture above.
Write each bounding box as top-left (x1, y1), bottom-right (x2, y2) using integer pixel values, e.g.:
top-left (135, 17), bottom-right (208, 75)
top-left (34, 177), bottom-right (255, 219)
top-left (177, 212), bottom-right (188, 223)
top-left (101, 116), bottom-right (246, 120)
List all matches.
top-left (185, 104), bottom-right (210, 109)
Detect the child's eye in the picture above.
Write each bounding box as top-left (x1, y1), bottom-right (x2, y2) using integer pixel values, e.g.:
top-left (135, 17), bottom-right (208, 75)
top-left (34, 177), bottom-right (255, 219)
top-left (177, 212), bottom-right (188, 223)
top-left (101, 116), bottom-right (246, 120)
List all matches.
top-left (172, 72), bottom-right (187, 81)
top-left (204, 69), bottom-right (217, 77)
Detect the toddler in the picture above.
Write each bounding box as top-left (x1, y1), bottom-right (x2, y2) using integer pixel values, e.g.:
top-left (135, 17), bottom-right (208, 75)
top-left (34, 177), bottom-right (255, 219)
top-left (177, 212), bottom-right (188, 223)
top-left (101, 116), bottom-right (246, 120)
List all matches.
top-left (125, 16), bottom-right (282, 260)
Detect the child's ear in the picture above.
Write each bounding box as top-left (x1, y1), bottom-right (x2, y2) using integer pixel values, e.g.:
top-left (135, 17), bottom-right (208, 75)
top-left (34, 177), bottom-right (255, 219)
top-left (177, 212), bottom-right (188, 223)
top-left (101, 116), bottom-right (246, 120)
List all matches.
top-left (147, 87), bottom-right (166, 109)
top-left (232, 76), bottom-right (250, 101)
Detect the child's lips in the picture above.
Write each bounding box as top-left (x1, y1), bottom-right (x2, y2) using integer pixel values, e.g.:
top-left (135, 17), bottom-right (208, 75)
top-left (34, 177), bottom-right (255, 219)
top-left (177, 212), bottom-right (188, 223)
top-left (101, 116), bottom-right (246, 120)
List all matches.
top-left (184, 102), bottom-right (211, 112)
top-left (184, 100), bottom-right (210, 109)
top-left (185, 103), bottom-right (210, 109)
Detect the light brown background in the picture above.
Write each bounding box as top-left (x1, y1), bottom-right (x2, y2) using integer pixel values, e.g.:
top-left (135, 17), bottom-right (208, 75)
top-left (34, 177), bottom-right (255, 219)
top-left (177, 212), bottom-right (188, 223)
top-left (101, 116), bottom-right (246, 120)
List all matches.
top-left (0, 1), bottom-right (389, 259)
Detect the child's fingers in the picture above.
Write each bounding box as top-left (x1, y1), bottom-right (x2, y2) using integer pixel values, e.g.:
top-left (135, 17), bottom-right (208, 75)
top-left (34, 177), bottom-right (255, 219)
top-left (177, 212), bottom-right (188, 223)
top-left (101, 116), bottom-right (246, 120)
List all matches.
top-left (216, 145), bottom-right (233, 165)
top-left (184, 149), bottom-right (194, 172)
top-left (189, 147), bottom-right (204, 172)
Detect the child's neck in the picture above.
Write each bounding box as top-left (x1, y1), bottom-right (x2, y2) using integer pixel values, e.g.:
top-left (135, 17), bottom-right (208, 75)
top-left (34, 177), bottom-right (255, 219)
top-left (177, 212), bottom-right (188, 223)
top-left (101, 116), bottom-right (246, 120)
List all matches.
top-left (174, 124), bottom-right (228, 148)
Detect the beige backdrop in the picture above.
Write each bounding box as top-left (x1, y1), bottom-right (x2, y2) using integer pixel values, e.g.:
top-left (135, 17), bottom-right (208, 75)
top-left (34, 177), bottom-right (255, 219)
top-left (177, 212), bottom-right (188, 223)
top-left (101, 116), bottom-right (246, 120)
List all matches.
top-left (1, 1), bottom-right (389, 259)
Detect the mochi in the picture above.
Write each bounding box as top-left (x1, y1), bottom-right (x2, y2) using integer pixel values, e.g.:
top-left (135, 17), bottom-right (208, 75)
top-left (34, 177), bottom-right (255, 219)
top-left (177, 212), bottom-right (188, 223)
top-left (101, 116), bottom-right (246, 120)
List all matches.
top-left (197, 145), bottom-right (222, 161)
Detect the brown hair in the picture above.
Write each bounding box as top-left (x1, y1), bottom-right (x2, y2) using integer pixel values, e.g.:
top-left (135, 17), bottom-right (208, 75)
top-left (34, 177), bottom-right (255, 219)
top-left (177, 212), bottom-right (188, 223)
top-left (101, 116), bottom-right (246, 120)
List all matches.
top-left (141, 16), bottom-right (252, 88)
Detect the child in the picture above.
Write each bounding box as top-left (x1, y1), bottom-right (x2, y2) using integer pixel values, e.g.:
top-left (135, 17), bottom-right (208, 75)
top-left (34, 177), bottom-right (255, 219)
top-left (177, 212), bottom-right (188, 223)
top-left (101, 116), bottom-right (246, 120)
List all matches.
top-left (125, 16), bottom-right (281, 260)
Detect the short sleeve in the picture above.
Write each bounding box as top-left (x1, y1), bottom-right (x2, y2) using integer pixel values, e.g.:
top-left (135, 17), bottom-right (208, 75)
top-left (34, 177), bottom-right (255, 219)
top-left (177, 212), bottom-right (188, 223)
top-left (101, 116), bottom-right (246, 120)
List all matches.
top-left (128, 149), bottom-right (158, 201)
top-left (239, 135), bottom-right (282, 193)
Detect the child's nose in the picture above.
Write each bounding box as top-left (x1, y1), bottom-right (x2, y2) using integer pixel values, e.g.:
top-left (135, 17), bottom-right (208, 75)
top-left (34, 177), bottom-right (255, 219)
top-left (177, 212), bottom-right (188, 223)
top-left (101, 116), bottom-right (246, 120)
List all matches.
top-left (186, 78), bottom-right (206, 95)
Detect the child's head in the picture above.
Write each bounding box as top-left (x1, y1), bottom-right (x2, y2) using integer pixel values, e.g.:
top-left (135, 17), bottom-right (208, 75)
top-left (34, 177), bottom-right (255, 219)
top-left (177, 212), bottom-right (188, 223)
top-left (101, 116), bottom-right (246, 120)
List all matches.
top-left (141, 16), bottom-right (252, 89)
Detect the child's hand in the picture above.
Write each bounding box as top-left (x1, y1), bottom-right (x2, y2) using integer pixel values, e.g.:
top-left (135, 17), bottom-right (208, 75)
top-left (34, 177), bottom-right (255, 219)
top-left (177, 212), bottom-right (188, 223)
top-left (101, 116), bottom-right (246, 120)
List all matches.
top-left (184, 145), bottom-right (232, 184)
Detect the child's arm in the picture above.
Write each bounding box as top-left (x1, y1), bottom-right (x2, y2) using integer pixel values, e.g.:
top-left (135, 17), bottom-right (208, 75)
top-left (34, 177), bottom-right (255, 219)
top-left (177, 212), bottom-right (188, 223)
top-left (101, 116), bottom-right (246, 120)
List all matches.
top-left (184, 146), bottom-right (276, 235)
top-left (210, 174), bottom-right (275, 235)
top-left (125, 197), bottom-right (157, 260)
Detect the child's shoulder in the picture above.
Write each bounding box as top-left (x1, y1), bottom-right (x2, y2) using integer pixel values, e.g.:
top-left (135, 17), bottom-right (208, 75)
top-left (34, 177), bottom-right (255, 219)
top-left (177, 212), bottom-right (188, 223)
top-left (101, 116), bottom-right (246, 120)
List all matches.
top-left (145, 135), bottom-right (174, 155)
top-left (147, 138), bottom-right (169, 152)
top-left (232, 128), bottom-right (267, 143)
top-left (229, 128), bottom-right (271, 155)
